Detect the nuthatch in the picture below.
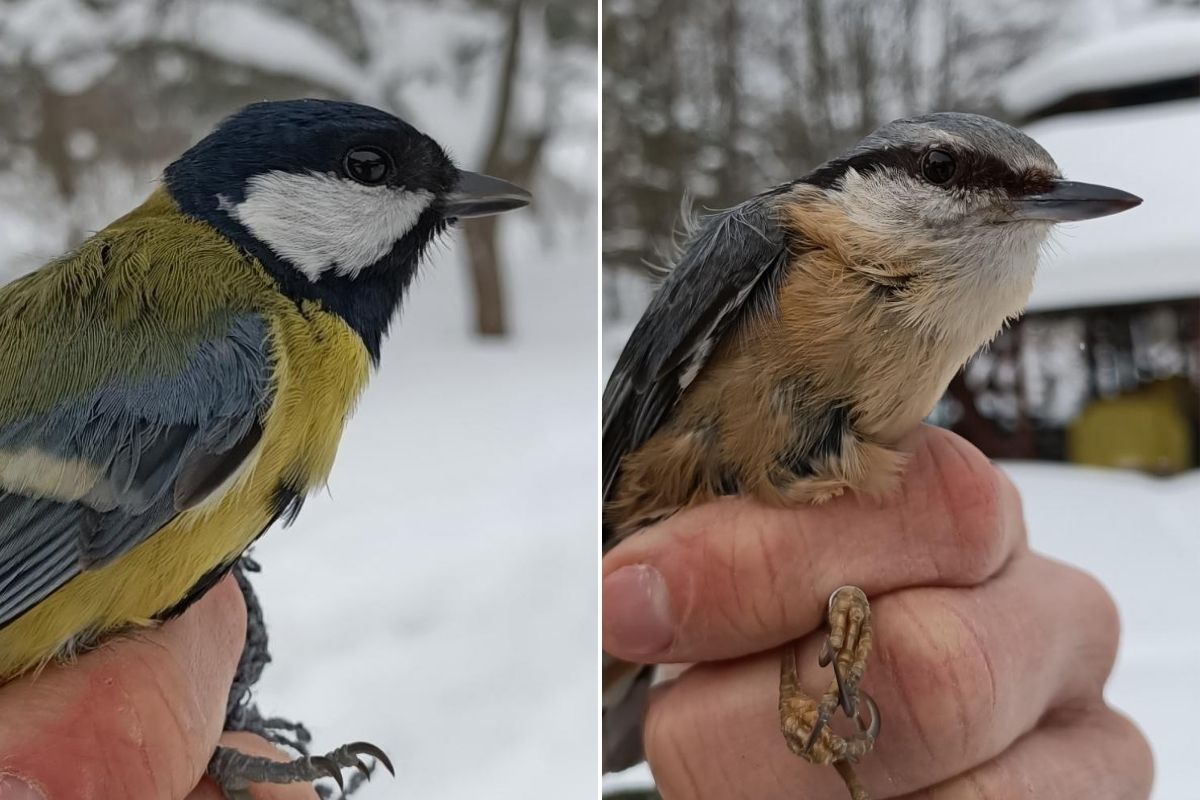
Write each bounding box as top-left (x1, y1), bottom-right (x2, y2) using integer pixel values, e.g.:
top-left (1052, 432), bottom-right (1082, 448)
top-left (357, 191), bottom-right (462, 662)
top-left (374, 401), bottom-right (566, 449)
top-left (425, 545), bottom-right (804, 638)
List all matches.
top-left (602, 112), bottom-right (1140, 798)
top-left (0, 99), bottom-right (529, 797)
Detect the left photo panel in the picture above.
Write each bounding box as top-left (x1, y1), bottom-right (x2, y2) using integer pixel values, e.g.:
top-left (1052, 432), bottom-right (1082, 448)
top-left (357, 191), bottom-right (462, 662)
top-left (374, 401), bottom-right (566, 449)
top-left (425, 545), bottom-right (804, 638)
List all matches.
top-left (0, 2), bottom-right (598, 799)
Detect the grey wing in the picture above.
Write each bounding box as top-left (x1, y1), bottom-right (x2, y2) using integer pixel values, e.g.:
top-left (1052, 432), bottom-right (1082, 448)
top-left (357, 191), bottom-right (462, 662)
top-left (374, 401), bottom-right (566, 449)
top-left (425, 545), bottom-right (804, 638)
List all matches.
top-left (0, 314), bottom-right (272, 627)
top-left (602, 188), bottom-right (793, 519)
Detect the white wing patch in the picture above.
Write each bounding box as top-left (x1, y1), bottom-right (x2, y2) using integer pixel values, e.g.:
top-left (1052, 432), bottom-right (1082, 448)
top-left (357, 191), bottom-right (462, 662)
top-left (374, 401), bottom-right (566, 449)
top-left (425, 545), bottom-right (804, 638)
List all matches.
top-left (226, 170), bottom-right (433, 280)
top-left (678, 337), bottom-right (712, 390)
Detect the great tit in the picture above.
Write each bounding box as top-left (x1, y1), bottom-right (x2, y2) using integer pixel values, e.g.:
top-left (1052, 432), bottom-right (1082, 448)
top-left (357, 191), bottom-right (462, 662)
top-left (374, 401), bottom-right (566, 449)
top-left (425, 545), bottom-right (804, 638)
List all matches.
top-left (601, 112), bottom-right (1140, 799)
top-left (0, 98), bottom-right (530, 797)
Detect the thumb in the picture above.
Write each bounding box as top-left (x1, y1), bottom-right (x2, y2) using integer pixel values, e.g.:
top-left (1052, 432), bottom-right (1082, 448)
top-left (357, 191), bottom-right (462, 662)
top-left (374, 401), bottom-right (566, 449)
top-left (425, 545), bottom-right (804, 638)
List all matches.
top-left (0, 576), bottom-right (246, 800)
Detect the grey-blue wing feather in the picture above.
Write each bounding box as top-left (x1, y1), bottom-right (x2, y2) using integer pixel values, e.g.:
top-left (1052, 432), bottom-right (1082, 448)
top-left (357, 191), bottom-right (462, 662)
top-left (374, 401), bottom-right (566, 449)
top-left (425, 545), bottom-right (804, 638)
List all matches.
top-left (602, 188), bottom-right (793, 515)
top-left (0, 314), bottom-right (272, 628)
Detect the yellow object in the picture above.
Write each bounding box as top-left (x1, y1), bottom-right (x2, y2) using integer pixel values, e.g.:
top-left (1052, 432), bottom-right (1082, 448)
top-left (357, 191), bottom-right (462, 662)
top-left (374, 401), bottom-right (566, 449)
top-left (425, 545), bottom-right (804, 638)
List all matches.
top-left (1067, 379), bottom-right (1194, 474)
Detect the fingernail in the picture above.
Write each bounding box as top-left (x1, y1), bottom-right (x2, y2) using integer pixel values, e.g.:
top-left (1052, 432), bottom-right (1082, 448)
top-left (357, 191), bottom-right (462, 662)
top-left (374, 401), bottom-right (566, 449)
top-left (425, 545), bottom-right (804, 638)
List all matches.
top-left (603, 564), bottom-right (675, 656)
top-left (0, 776), bottom-right (44, 800)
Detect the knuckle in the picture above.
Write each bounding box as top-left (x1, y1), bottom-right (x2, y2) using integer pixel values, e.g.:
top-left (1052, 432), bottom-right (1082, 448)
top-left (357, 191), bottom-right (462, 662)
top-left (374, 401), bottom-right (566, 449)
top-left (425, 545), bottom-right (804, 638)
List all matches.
top-left (643, 691), bottom-right (714, 799)
top-left (882, 593), bottom-right (998, 765)
top-left (689, 506), bottom-right (791, 643)
top-left (1062, 565), bottom-right (1122, 682)
top-left (1107, 709), bottom-right (1156, 796)
top-left (923, 434), bottom-right (1011, 584)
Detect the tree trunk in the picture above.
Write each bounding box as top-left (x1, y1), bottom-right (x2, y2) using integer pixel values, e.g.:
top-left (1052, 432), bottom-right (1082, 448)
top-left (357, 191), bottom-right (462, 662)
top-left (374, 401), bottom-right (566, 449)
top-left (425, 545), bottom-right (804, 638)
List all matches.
top-left (464, 0), bottom-right (526, 338)
top-left (463, 214), bottom-right (506, 336)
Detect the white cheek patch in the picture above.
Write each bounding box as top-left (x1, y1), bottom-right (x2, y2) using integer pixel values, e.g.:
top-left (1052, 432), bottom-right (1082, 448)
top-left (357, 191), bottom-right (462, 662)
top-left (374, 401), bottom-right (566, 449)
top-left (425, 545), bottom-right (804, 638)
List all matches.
top-left (224, 171), bottom-right (434, 280)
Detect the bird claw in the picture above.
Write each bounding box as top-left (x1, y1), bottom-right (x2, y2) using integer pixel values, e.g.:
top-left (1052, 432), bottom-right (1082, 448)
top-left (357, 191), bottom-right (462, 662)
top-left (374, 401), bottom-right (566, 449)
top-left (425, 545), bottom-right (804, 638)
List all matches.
top-left (310, 755), bottom-right (344, 791)
top-left (832, 656), bottom-right (856, 717)
top-left (778, 586), bottom-right (878, 798)
top-left (803, 702), bottom-right (831, 754)
top-left (207, 740), bottom-right (394, 799)
top-left (818, 636), bottom-right (833, 667)
top-left (854, 691), bottom-right (881, 741)
top-left (340, 740), bottom-right (396, 776)
top-left (825, 586), bottom-right (872, 722)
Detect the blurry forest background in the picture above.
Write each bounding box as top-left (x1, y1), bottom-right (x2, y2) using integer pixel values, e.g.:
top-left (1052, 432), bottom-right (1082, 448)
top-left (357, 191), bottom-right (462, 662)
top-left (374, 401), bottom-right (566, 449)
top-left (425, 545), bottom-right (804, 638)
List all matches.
top-left (0, 1), bottom-right (599, 799)
top-left (604, 0), bottom-right (1195, 286)
top-left (0, 0), bottom-right (595, 335)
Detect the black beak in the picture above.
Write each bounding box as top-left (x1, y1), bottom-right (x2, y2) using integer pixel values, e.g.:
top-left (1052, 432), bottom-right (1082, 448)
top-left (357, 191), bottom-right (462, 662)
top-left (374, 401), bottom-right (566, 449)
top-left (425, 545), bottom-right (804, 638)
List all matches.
top-left (1009, 179), bottom-right (1142, 222)
top-left (438, 170), bottom-right (532, 219)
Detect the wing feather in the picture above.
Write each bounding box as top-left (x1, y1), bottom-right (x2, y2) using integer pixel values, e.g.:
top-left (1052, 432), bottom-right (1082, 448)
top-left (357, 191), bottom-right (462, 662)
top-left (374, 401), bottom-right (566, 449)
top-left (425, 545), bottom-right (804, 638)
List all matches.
top-left (603, 188), bottom-right (795, 515)
top-left (0, 313), bottom-right (272, 628)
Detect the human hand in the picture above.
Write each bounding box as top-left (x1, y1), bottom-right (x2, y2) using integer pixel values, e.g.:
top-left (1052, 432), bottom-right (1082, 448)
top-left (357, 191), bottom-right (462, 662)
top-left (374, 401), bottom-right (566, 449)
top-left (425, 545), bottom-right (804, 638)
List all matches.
top-left (603, 426), bottom-right (1152, 798)
top-left (0, 576), bottom-right (316, 799)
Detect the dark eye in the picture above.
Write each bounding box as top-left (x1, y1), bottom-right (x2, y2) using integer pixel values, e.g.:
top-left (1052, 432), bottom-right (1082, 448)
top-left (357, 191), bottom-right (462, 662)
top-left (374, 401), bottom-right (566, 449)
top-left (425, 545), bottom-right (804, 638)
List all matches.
top-left (343, 147), bottom-right (392, 185)
top-left (921, 149), bottom-right (956, 184)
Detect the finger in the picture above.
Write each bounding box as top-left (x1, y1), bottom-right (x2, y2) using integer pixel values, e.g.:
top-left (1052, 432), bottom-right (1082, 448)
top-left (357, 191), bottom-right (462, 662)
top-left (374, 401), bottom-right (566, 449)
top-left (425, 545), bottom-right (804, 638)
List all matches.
top-left (643, 554), bottom-right (1121, 799)
top-left (604, 425), bottom-right (1028, 661)
top-left (0, 576), bottom-right (246, 800)
top-left (897, 705), bottom-right (1152, 800)
top-left (187, 732), bottom-right (320, 800)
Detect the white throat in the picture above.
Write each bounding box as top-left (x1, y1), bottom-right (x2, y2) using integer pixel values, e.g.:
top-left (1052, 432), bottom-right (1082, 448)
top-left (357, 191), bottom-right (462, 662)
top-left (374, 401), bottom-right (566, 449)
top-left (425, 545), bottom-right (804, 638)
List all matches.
top-left (224, 170), bottom-right (434, 280)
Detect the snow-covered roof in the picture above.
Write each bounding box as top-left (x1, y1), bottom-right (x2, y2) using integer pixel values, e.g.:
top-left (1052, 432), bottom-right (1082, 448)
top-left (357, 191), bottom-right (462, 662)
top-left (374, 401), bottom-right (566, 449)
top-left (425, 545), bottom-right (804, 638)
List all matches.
top-left (1002, 12), bottom-right (1200, 117)
top-left (1025, 99), bottom-right (1200, 312)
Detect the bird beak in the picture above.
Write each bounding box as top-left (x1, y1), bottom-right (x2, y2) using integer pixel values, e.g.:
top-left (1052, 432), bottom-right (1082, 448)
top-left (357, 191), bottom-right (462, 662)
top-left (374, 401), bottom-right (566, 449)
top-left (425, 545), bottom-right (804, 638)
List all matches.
top-left (1009, 179), bottom-right (1142, 222)
top-left (438, 170), bottom-right (532, 219)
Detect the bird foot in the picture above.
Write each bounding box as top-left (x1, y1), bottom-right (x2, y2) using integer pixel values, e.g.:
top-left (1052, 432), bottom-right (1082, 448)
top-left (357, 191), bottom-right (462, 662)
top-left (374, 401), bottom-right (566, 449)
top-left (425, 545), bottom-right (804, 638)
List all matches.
top-left (821, 585), bottom-right (873, 718)
top-left (779, 585), bottom-right (878, 800)
top-left (208, 740), bottom-right (394, 800)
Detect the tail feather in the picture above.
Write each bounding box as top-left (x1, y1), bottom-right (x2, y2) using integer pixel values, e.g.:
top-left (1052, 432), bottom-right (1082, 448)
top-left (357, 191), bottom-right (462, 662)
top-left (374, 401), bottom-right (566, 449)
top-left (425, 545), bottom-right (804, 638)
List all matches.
top-left (603, 655), bottom-right (655, 773)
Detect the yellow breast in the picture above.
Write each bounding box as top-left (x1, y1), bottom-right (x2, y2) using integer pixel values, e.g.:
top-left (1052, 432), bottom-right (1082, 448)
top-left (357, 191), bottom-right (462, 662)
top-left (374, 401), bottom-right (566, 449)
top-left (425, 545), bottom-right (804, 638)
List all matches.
top-left (0, 301), bottom-right (370, 679)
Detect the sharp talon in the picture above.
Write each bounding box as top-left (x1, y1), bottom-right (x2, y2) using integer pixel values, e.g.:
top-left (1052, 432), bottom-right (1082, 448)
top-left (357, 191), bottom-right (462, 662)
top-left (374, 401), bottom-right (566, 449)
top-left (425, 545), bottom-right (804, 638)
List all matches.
top-left (856, 692), bottom-right (881, 739)
top-left (818, 637), bottom-right (833, 667)
top-left (832, 658), bottom-right (856, 716)
top-left (355, 757), bottom-right (372, 779)
top-left (349, 741), bottom-right (395, 776)
top-left (310, 756), bottom-right (344, 791)
top-left (804, 709), bottom-right (829, 753)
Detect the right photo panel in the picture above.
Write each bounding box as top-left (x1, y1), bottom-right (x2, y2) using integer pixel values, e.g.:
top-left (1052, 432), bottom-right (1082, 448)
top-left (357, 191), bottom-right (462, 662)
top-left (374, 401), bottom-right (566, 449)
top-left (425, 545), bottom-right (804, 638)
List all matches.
top-left (601, 2), bottom-right (1199, 799)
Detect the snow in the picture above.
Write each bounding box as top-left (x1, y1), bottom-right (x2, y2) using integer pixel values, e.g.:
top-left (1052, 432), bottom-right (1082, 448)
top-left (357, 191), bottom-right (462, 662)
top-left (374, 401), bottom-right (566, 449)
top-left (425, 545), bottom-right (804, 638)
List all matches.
top-left (1024, 99), bottom-right (1200, 312)
top-left (231, 22), bottom-right (600, 793)
top-left (1005, 463), bottom-right (1200, 800)
top-left (604, 463), bottom-right (1200, 798)
top-left (0, 0), bottom-right (367, 97)
top-left (0, 0), bottom-right (149, 92)
top-left (248, 212), bottom-right (598, 800)
top-left (1002, 10), bottom-right (1200, 116)
top-left (165, 3), bottom-right (370, 103)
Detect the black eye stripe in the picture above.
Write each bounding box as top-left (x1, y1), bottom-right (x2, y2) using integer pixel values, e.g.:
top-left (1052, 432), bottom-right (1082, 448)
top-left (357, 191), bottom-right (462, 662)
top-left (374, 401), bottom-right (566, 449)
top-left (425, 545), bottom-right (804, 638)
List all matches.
top-left (343, 146), bottom-right (393, 185)
top-left (803, 145), bottom-right (1052, 195)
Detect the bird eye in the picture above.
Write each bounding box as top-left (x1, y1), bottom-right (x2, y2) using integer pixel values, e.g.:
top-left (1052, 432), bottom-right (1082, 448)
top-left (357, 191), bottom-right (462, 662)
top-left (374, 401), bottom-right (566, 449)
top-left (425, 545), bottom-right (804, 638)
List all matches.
top-left (921, 149), bottom-right (956, 184)
top-left (343, 147), bottom-right (392, 185)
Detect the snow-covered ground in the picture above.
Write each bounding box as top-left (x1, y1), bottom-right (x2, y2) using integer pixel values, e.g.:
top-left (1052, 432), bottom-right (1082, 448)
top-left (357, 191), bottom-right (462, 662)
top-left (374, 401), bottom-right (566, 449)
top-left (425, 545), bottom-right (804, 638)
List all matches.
top-left (1010, 463), bottom-right (1200, 799)
top-left (248, 212), bottom-right (599, 800)
top-left (604, 464), bottom-right (1200, 798)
